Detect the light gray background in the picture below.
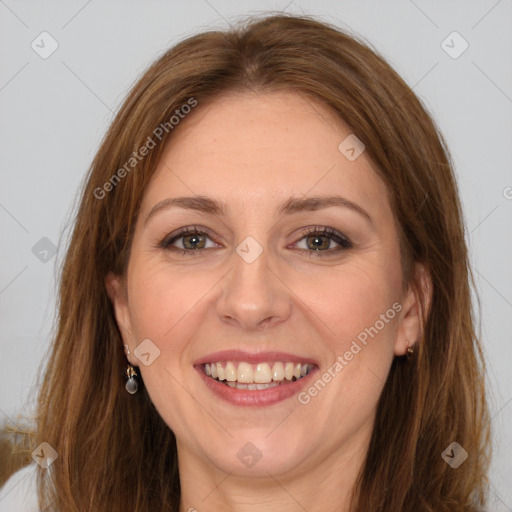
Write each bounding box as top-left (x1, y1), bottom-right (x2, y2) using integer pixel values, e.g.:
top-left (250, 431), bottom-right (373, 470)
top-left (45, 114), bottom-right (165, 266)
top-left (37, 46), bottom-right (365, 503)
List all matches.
top-left (1, 0), bottom-right (511, 508)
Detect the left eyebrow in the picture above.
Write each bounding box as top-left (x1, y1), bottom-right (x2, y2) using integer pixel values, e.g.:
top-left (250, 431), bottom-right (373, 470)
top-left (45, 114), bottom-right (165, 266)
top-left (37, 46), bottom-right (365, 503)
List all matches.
top-left (144, 194), bottom-right (372, 226)
top-left (277, 195), bottom-right (372, 224)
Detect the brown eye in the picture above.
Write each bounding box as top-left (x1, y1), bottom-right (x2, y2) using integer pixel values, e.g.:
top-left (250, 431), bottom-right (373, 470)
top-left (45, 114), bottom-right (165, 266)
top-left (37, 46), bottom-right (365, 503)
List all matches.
top-left (294, 227), bottom-right (352, 255)
top-left (180, 233), bottom-right (207, 250)
top-left (305, 234), bottom-right (330, 251)
top-left (160, 226), bottom-right (217, 255)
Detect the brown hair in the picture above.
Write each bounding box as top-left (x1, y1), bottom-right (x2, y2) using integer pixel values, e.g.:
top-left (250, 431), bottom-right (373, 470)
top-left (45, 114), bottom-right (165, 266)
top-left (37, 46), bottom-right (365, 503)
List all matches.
top-left (31, 13), bottom-right (490, 511)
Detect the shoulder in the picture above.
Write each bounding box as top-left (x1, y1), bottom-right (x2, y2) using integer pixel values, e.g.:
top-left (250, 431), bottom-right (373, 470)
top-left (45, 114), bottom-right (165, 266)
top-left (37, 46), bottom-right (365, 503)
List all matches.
top-left (0, 464), bottom-right (39, 512)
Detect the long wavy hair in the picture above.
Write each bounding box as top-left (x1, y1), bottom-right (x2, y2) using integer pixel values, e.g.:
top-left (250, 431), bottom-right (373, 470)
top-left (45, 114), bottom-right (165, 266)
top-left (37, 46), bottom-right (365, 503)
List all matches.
top-left (31, 13), bottom-right (490, 511)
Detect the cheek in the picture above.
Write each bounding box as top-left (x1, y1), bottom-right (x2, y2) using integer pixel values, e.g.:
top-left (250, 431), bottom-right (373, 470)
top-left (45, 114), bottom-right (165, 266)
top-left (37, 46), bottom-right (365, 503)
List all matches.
top-left (299, 256), bottom-right (401, 349)
top-left (292, 253), bottom-right (402, 410)
top-left (293, 263), bottom-right (401, 430)
top-left (125, 258), bottom-right (214, 434)
top-left (127, 257), bottom-right (214, 345)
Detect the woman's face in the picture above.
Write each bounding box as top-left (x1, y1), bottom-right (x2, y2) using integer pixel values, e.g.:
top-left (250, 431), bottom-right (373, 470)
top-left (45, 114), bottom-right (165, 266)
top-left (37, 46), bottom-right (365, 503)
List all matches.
top-left (107, 91), bottom-right (422, 479)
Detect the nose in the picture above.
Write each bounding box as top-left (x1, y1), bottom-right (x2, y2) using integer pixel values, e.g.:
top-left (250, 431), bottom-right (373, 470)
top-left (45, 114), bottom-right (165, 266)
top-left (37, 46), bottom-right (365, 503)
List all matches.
top-left (216, 246), bottom-right (292, 331)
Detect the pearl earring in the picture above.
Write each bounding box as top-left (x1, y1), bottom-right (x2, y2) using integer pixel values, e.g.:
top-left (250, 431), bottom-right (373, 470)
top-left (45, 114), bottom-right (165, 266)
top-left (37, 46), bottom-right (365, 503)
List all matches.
top-left (125, 364), bottom-right (139, 394)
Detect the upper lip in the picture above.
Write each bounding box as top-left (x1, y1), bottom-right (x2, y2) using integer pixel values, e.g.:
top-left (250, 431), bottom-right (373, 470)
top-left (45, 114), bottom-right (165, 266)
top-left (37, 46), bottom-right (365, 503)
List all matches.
top-left (193, 350), bottom-right (319, 366)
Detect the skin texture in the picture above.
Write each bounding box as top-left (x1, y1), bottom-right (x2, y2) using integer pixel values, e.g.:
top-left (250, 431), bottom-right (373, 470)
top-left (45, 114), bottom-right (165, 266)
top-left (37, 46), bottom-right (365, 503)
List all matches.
top-left (106, 91), bottom-right (425, 512)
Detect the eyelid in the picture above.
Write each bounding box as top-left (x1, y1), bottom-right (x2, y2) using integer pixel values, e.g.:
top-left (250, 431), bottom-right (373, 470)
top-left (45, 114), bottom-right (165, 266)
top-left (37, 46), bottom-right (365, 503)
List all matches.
top-left (159, 225), bottom-right (218, 249)
top-left (159, 225), bottom-right (352, 255)
top-left (294, 226), bottom-right (351, 246)
top-left (289, 226), bottom-right (352, 254)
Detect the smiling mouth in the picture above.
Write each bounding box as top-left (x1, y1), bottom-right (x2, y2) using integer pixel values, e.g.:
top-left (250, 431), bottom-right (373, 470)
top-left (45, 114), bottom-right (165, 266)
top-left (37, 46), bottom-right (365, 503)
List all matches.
top-left (202, 361), bottom-right (315, 390)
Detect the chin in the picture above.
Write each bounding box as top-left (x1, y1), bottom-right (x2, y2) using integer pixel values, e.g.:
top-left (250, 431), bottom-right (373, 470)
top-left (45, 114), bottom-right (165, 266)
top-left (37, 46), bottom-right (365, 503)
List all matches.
top-left (205, 430), bottom-right (311, 477)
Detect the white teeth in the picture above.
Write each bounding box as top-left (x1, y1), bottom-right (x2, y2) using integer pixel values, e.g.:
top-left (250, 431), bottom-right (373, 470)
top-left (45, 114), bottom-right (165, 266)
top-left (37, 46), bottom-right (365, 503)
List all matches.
top-left (203, 360), bottom-right (314, 386)
top-left (272, 362), bottom-right (284, 381)
top-left (256, 382), bottom-right (277, 390)
top-left (237, 362), bottom-right (254, 383)
top-left (227, 381), bottom-right (280, 390)
top-left (254, 363), bottom-right (272, 383)
top-left (216, 362), bottom-right (225, 381)
top-left (285, 362), bottom-right (294, 380)
top-left (225, 361), bottom-right (237, 381)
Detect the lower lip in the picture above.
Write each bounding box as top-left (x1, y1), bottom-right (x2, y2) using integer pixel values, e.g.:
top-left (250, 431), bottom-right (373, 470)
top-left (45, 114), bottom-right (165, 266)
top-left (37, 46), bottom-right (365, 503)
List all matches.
top-left (195, 366), bottom-right (316, 406)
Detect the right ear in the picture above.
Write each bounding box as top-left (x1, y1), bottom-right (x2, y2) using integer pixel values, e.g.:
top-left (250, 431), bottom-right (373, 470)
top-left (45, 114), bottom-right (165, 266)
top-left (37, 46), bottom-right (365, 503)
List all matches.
top-left (105, 272), bottom-right (138, 366)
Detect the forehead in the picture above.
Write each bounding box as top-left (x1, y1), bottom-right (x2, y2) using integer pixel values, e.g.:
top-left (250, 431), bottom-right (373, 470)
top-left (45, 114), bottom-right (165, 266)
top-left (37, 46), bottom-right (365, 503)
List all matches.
top-left (140, 91), bottom-right (391, 218)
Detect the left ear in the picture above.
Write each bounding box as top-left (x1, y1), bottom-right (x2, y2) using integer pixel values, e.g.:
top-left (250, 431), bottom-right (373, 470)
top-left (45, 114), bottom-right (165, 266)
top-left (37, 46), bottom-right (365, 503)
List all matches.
top-left (394, 262), bottom-right (432, 356)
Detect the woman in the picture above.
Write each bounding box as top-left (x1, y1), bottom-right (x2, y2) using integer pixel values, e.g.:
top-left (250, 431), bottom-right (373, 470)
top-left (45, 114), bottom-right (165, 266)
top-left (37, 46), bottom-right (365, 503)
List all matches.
top-left (0, 12), bottom-right (490, 512)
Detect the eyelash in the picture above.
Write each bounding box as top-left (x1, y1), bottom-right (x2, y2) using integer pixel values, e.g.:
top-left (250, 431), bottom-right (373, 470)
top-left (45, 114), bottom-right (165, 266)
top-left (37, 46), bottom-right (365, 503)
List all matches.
top-left (158, 225), bottom-right (352, 257)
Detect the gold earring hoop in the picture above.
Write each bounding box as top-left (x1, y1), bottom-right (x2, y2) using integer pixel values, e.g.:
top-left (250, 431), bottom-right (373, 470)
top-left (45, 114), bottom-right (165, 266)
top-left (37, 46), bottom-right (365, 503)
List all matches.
top-left (406, 342), bottom-right (415, 359)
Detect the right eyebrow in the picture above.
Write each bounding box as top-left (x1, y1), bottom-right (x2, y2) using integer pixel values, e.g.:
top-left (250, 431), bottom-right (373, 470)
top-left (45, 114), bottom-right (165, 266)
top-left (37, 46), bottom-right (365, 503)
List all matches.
top-left (145, 196), bottom-right (225, 226)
